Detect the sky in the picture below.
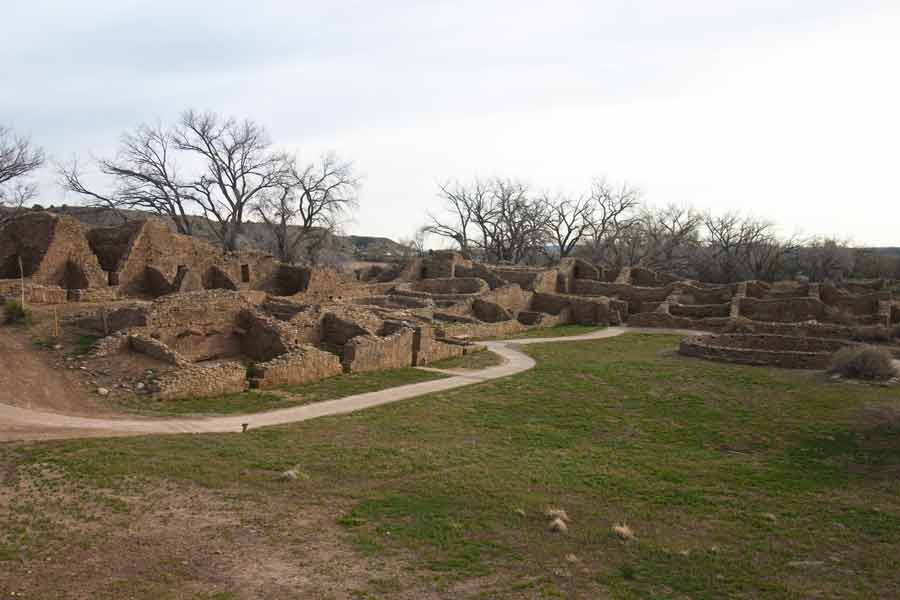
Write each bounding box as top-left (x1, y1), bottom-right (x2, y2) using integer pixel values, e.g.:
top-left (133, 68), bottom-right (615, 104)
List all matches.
top-left (3, 0), bottom-right (899, 246)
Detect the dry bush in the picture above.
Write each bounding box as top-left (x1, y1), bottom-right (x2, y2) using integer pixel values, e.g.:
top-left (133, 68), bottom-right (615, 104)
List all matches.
top-left (3, 299), bottom-right (29, 325)
top-left (828, 346), bottom-right (898, 381)
top-left (544, 507), bottom-right (570, 523)
top-left (612, 523), bottom-right (635, 541)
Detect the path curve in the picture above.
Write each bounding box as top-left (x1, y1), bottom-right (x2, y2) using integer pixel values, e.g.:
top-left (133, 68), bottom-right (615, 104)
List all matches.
top-left (0, 327), bottom-right (696, 440)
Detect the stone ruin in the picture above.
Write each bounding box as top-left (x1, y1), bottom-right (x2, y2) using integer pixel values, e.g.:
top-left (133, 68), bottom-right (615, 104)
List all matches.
top-left (1, 211), bottom-right (898, 398)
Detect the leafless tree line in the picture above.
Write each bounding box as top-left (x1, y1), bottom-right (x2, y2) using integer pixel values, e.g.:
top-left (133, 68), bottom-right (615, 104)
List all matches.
top-left (423, 178), bottom-right (883, 282)
top-left (58, 110), bottom-right (358, 262)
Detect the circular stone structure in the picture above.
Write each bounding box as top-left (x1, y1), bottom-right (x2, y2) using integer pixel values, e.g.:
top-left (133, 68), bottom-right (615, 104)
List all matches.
top-left (679, 333), bottom-right (859, 369)
top-left (393, 277), bottom-right (490, 303)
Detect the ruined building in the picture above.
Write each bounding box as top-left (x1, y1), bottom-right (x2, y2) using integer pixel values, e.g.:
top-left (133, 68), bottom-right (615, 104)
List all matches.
top-left (1, 210), bottom-right (897, 400)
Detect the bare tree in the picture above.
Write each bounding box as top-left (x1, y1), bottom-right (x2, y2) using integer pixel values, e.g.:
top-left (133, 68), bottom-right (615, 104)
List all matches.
top-left (634, 204), bottom-right (703, 271)
top-left (173, 110), bottom-right (291, 251)
top-left (544, 193), bottom-right (594, 258)
top-left (800, 237), bottom-right (854, 281)
top-left (423, 180), bottom-right (490, 258)
top-left (60, 111), bottom-right (291, 251)
top-left (584, 180), bottom-right (641, 265)
top-left (398, 227), bottom-right (428, 259)
top-left (425, 178), bottom-right (551, 263)
top-left (59, 123), bottom-right (195, 235)
top-left (254, 154), bottom-right (359, 264)
top-left (0, 125), bottom-right (45, 221)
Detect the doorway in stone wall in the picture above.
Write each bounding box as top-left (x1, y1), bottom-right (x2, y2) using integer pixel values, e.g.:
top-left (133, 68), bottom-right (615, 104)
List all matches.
top-left (61, 261), bottom-right (89, 301)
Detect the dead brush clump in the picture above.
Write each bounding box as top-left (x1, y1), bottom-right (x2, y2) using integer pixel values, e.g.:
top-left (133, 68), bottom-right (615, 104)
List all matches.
top-left (828, 346), bottom-right (898, 381)
top-left (612, 523), bottom-right (635, 541)
top-left (545, 507), bottom-right (570, 533)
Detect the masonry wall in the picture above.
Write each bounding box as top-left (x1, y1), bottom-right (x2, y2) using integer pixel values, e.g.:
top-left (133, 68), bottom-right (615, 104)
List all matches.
top-left (737, 297), bottom-right (825, 323)
top-left (342, 328), bottom-right (416, 372)
top-left (153, 361), bottom-right (248, 400)
top-left (531, 292), bottom-right (613, 325)
top-left (249, 346), bottom-right (343, 389)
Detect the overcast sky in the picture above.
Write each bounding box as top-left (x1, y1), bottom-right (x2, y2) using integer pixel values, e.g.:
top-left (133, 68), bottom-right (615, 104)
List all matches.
top-left (3, 1), bottom-right (898, 245)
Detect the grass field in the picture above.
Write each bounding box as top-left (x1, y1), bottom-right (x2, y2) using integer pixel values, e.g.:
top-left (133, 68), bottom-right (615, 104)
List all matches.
top-left (429, 349), bottom-right (505, 370)
top-left (503, 323), bottom-right (606, 339)
top-left (2, 333), bottom-right (900, 598)
top-left (108, 367), bottom-right (449, 416)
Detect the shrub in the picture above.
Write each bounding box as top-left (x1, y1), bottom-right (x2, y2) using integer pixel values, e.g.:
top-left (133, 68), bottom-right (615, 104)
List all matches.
top-left (3, 299), bottom-right (30, 325)
top-left (828, 346), bottom-right (898, 381)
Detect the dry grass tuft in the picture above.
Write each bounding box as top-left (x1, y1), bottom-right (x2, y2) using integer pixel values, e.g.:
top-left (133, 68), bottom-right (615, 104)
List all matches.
top-left (548, 517), bottom-right (568, 533)
top-left (276, 467), bottom-right (309, 482)
top-left (544, 507), bottom-right (570, 523)
top-left (612, 523), bottom-right (634, 541)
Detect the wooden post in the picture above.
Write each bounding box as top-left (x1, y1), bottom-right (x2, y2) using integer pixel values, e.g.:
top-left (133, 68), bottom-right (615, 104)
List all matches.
top-left (18, 255), bottom-right (25, 309)
top-left (54, 308), bottom-right (60, 338)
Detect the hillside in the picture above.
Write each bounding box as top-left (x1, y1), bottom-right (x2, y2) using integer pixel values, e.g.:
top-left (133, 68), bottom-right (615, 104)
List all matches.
top-left (6, 204), bottom-right (407, 261)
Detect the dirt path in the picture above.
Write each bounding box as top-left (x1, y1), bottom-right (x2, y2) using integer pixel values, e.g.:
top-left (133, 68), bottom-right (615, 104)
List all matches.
top-left (0, 327), bottom-right (695, 441)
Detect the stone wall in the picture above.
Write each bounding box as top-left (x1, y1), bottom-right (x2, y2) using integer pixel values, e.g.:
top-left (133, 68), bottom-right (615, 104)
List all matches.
top-left (342, 328), bottom-right (416, 372)
top-left (248, 345), bottom-right (343, 389)
top-left (152, 361), bottom-right (248, 400)
top-left (531, 292), bottom-right (615, 325)
top-left (128, 334), bottom-right (189, 366)
top-left (0, 281), bottom-right (68, 304)
top-left (737, 297), bottom-right (825, 323)
top-left (489, 268), bottom-right (557, 293)
top-left (440, 319), bottom-right (529, 339)
top-left (411, 325), bottom-right (467, 364)
top-left (679, 334), bottom-right (856, 370)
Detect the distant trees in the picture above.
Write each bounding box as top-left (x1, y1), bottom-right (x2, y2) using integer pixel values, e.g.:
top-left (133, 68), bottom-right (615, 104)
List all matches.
top-left (0, 125), bottom-right (45, 219)
top-left (423, 175), bottom-right (866, 283)
top-left (253, 154), bottom-right (359, 264)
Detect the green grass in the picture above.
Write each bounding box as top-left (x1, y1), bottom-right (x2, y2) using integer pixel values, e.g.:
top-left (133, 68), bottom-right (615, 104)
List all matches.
top-left (503, 323), bottom-right (606, 339)
top-left (71, 334), bottom-right (100, 357)
top-left (4, 333), bottom-right (900, 598)
top-left (429, 350), bottom-right (504, 370)
top-left (110, 367), bottom-right (449, 416)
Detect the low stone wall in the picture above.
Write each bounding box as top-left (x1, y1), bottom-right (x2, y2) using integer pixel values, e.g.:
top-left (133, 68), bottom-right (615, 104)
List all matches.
top-left (627, 312), bottom-right (733, 331)
top-left (411, 325), bottom-right (468, 364)
top-left (249, 345), bottom-right (343, 389)
top-left (69, 287), bottom-right (119, 303)
top-left (129, 334), bottom-right (189, 366)
top-left (91, 332), bottom-right (131, 357)
top-left (669, 303), bottom-right (731, 318)
top-left (0, 280), bottom-right (68, 304)
top-left (440, 319), bottom-right (529, 340)
top-left (342, 328), bottom-right (416, 372)
top-left (152, 361), bottom-right (248, 400)
top-left (738, 297), bottom-right (825, 323)
top-left (409, 277), bottom-right (489, 295)
top-left (679, 334), bottom-right (857, 370)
